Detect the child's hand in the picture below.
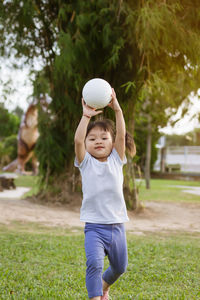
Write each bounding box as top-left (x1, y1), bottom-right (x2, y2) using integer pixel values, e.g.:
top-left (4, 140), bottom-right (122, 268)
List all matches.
top-left (108, 88), bottom-right (121, 112)
top-left (82, 98), bottom-right (102, 118)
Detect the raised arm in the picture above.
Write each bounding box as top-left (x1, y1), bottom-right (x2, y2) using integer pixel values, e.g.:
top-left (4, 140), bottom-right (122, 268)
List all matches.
top-left (108, 89), bottom-right (126, 160)
top-left (74, 99), bottom-right (102, 164)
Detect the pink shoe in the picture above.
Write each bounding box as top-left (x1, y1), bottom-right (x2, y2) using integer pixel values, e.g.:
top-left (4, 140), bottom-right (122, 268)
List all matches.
top-left (101, 290), bottom-right (109, 300)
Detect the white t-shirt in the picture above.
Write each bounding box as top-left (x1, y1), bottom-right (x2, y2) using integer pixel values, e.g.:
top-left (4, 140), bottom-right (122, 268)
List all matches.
top-left (74, 148), bottom-right (129, 224)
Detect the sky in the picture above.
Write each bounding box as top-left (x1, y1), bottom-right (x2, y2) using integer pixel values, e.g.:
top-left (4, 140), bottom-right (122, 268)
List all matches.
top-left (0, 65), bottom-right (32, 112)
top-left (1, 60), bottom-right (200, 135)
top-left (160, 94), bottom-right (200, 135)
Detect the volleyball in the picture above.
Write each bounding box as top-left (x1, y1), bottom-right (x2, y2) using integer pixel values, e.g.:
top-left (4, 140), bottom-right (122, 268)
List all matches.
top-left (82, 78), bottom-right (112, 109)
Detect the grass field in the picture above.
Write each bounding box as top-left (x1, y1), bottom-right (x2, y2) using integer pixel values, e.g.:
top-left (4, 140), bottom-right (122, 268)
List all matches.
top-left (14, 175), bottom-right (200, 204)
top-left (14, 175), bottom-right (40, 198)
top-left (0, 224), bottom-right (199, 300)
top-left (0, 176), bottom-right (198, 299)
top-left (137, 179), bottom-right (200, 203)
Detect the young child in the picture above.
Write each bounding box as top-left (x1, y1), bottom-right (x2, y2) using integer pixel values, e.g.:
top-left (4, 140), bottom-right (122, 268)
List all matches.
top-left (74, 88), bottom-right (136, 300)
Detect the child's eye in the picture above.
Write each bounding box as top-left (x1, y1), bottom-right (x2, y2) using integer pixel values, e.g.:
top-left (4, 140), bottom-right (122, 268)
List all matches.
top-left (89, 139), bottom-right (95, 141)
top-left (102, 138), bottom-right (108, 140)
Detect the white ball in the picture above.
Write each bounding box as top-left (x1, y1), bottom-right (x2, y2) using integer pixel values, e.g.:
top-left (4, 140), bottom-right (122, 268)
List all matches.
top-left (82, 78), bottom-right (112, 109)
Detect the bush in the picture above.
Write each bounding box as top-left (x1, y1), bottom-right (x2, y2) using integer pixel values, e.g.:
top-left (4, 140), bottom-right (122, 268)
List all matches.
top-left (0, 135), bottom-right (17, 168)
top-left (3, 135), bottom-right (18, 160)
top-left (0, 106), bottom-right (20, 138)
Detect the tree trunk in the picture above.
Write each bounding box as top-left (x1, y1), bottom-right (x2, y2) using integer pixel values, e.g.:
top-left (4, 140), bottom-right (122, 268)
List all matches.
top-left (124, 157), bottom-right (139, 210)
top-left (160, 147), bottom-right (166, 173)
top-left (123, 115), bottom-right (139, 210)
top-left (129, 157), bottom-right (139, 209)
top-left (145, 115), bottom-right (152, 189)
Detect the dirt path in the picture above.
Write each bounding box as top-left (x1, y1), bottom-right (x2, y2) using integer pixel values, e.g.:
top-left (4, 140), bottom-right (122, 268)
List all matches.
top-left (0, 191), bottom-right (199, 234)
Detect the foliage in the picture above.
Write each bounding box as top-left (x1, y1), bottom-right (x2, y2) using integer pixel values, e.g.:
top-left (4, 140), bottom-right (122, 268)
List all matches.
top-left (1, 0), bottom-right (200, 195)
top-left (130, 0), bottom-right (200, 186)
top-left (0, 224), bottom-right (199, 299)
top-left (166, 128), bottom-right (200, 146)
top-left (12, 106), bottom-right (24, 119)
top-left (134, 118), bottom-right (160, 172)
top-left (0, 1), bottom-right (136, 183)
top-left (0, 105), bottom-right (20, 138)
top-left (3, 135), bottom-right (18, 160)
top-left (0, 142), bottom-right (6, 167)
top-left (0, 104), bottom-right (19, 167)
top-left (26, 0), bottom-right (139, 183)
top-left (0, 135), bottom-right (18, 168)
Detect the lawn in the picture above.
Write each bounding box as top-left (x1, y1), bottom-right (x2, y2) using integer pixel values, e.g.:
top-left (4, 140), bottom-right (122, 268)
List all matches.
top-left (14, 175), bottom-right (200, 203)
top-left (138, 179), bottom-right (200, 203)
top-left (14, 175), bottom-right (40, 198)
top-left (1, 175), bottom-right (197, 299)
top-left (0, 224), bottom-right (199, 300)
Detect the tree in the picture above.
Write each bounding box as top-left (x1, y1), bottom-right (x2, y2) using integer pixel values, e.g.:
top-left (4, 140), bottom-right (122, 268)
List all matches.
top-left (131, 0), bottom-right (200, 188)
top-left (0, 1), bottom-right (135, 206)
top-left (0, 104), bottom-right (19, 168)
top-left (0, 104), bottom-right (20, 138)
top-left (0, 135), bottom-right (18, 168)
top-left (1, 0), bottom-right (200, 207)
top-left (166, 128), bottom-right (200, 146)
top-left (12, 106), bottom-right (24, 119)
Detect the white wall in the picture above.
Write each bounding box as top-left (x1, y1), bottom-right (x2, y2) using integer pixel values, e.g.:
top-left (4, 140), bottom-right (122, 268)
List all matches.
top-left (154, 146), bottom-right (200, 173)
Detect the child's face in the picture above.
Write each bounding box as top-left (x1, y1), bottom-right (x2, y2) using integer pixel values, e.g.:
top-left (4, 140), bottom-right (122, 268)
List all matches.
top-left (85, 126), bottom-right (113, 161)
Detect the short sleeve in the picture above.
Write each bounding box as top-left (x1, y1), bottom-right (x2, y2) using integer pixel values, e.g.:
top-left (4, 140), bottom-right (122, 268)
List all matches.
top-left (74, 151), bottom-right (91, 170)
top-left (112, 148), bottom-right (127, 165)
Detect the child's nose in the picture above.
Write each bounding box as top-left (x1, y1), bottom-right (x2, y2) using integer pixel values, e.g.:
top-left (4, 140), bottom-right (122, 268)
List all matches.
top-left (96, 138), bottom-right (102, 144)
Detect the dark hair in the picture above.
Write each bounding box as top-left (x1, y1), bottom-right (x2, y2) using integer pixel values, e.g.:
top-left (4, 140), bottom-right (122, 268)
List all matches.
top-left (86, 119), bottom-right (136, 157)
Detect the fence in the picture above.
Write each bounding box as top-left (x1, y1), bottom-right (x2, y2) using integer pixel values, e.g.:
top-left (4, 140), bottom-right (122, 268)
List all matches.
top-left (154, 146), bottom-right (200, 173)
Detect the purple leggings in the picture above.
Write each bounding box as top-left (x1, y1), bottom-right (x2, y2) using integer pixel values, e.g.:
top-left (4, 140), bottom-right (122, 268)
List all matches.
top-left (84, 223), bottom-right (128, 298)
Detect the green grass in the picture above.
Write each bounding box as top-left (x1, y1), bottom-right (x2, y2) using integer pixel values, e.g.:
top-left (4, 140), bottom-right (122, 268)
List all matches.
top-left (0, 224), bottom-right (199, 299)
top-left (1, 177), bottom-right (200, 299)
top-left (138, 179), bottom-right (200, 203)
top-left (14, 175), bottom-right (38, 188)
top-left (14, 175), bottom-right (40, 198)
top-left (14, 175), bottom-right (200, 204)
